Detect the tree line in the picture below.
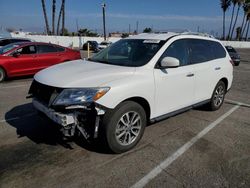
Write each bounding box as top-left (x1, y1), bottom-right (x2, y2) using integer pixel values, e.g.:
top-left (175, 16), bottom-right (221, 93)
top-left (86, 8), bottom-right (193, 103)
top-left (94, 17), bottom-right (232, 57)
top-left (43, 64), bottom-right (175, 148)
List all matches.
top-left (221, 0), bottom-right (250, 41)
top-left (41, 0), bottom-right (99, 37)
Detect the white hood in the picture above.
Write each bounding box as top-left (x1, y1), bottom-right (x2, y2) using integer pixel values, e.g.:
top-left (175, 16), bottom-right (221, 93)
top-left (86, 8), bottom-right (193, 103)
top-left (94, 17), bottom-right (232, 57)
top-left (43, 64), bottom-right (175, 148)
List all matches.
top-left (34, 60), bottom-right (136, 88)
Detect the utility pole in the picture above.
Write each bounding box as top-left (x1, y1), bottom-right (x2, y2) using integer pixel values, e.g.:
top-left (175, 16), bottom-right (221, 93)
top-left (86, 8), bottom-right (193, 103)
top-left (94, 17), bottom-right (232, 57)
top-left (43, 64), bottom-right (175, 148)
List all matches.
top-left (129, 24), bottom-right (131, 34)
top-left (102, 3), bottom-right (106, 41)
top-left (136, 21), bottom-right (139, 34)
top-left (76, 19), bottom-right (79, 32)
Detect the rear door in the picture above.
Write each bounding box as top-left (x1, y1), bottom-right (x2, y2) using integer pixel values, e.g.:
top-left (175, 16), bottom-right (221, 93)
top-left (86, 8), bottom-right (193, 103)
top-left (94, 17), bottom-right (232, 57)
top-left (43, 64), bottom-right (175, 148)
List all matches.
top-left (189, 39), bottom-right (226, 103)
top-left (154, 39), bottom-right (195, 117)
top-left (8, 45), bottom-right (38, 76)
top-left (36, 44), bottom-right (62, 69)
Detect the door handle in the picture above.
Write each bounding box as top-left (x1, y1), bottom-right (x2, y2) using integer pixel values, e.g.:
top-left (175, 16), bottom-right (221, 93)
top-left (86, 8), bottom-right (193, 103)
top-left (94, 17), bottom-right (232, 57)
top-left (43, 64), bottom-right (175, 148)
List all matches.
top-left (186, 73), bottom-right (194, 77)
top-left (215, 67), bottom-right (221, 70)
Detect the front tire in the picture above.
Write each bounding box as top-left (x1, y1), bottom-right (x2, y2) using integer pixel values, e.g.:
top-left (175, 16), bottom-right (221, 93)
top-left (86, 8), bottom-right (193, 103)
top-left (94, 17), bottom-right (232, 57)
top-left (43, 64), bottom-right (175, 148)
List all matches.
top-left (208, 81), bottom-right (226, 111)
top-left (0, 68), bottom-right (6, 82)
top-left (102, 101), bottom-right (146, 153)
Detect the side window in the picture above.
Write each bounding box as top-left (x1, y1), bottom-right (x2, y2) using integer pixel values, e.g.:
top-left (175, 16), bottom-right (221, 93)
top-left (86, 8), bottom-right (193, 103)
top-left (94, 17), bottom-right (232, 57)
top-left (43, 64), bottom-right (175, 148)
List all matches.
top-left (17, 45), bottom-right (37, 55)
top-left (210, 41), bottom-right (226, 59)
top-left (189, 39), bottom-right (214, 64)
top-left (160, 39), bottom-right (189, 66)
top-left (56, 46), bottom-right (65, 52)
top-left (37, 45), bottom-right (57, 54)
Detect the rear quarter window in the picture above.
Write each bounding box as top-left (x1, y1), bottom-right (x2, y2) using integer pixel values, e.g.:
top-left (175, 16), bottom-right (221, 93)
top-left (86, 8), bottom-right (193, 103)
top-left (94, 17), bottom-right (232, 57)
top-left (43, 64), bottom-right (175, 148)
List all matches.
top-left (56, 46), bottom-right (65, 52)
top-left (210, 41), bottom-right (226, 59)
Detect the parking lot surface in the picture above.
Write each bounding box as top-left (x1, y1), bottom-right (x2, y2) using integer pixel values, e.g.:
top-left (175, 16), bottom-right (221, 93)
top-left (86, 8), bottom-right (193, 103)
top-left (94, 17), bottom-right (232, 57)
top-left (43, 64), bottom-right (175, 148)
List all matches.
top-left (0, 49), bottom-right (250, 188)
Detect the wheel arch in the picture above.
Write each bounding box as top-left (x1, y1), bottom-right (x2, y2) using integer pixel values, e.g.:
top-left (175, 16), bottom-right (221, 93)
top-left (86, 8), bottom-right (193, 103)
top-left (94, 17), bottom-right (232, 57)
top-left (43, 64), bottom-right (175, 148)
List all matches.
top-left (0, 65), bottom-right (7, 77)
top-left (220, 77), bottom-right (228, 90)
top-left (122, 97), bottom-right (151, 121)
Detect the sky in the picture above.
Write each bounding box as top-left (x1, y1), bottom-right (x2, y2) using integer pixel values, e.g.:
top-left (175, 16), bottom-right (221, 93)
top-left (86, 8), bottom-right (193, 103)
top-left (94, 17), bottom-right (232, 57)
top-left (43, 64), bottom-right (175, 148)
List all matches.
top-left (0, 0), bottom-right (245, 35)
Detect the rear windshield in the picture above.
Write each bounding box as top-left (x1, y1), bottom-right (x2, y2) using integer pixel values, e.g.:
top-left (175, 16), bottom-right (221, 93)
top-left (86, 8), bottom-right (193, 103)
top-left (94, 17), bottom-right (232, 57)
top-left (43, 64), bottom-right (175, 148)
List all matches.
top-left (226, 46), bottom-right (237, 53)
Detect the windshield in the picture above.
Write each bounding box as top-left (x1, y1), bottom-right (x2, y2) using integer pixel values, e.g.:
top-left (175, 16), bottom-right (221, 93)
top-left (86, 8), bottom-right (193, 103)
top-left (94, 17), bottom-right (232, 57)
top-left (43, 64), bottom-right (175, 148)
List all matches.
top-left (0, 43), bottom-right (21, 54)
top-left (89, 39), bottom-right (165, 67)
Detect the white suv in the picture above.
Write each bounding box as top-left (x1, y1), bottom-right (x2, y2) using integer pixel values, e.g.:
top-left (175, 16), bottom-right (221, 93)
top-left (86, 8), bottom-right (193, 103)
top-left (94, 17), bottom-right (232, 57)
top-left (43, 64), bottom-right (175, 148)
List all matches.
top-left (28, 33), bottom-right (233, 153)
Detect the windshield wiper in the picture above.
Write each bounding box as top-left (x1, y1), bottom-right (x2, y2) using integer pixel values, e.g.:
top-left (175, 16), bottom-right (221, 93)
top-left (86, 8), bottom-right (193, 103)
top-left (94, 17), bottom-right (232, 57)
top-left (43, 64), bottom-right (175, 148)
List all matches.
top-left (88, 58), bottom-right (110, 64)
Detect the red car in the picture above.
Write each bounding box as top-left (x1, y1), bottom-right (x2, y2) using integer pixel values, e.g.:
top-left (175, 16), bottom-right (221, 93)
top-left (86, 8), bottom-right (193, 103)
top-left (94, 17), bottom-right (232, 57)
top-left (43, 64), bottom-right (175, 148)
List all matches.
top-left (0, 42), bottom-right (81, 82)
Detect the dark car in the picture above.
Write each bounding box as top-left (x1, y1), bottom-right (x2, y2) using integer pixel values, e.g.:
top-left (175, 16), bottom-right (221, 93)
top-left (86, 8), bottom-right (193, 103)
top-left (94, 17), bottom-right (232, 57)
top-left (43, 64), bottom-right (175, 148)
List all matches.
top-left (82, 41), bottom-right (100, 52)
top-left (0, 37), bottom-right (32, 48)
top-left (225, 46), bottom-right (240, 66)
top-left (0, 42), bottom-right (81, 82)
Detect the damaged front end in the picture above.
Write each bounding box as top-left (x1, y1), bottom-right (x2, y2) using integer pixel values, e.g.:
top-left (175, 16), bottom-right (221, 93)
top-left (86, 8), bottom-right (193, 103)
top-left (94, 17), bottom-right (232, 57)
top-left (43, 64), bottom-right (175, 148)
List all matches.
top-left (28, 80), bottom-right (109, 140)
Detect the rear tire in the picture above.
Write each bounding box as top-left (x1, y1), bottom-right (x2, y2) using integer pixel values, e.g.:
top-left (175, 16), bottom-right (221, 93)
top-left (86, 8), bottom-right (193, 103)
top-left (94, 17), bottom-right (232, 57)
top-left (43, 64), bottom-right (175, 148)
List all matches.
top-left (0, 68), bottom-right (6, 82)
top-left (208, 81), bottom-right (226, 111)
top-left (102, 101), bottom-right (146, 153)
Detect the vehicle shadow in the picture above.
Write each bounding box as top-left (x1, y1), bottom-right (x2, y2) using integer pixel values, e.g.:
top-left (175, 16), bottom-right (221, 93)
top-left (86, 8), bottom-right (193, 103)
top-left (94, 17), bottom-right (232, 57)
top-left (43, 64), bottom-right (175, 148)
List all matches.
top-left (5, 103), bottom-right (111, 154)
top-left (5, 75), bottom-right (34, 82)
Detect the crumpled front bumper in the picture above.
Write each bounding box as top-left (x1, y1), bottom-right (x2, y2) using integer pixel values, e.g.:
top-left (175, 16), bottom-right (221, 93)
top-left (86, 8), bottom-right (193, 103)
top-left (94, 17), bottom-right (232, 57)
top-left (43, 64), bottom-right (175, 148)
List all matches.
top-left (33, 99), bottom-right (76, 126)
top-left (33, 99), bottom-right (106, 139)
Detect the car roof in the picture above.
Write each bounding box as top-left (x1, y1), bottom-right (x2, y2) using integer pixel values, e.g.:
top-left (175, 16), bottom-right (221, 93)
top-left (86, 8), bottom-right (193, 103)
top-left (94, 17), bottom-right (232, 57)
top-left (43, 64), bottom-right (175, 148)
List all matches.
top-left (11, 42), bottom-right (64, 47)
top-left (128, 32), bottom-right (217, 41)
top-left (0, 37), bottom-right (31, 41)
top-left (128, 33), bottom-right (177, 40)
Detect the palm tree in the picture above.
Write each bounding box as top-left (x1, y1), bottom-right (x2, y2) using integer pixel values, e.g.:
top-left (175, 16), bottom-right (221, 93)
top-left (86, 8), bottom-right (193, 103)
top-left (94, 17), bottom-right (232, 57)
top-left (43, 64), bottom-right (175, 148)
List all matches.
top-left (52, 0), bottom-right (56, 35)
top-left (240, 3), bottom-right (248, 39)
top-left (41, 0), bottom-right (50, 35)
top-left (62, 0), bottom-right (65, 36)
top-left (228, 0), bottom-right (238, 40)
top-left (244, 13), bottom-right (250, 40)
top-left (57, 0), bottom-right (63, 35)
top-left (230, 0), bottom-right (245, 40)
top-left (240, 0), bottom-right (250, 39)
top-left (221, 0), bottom-right (231, 40)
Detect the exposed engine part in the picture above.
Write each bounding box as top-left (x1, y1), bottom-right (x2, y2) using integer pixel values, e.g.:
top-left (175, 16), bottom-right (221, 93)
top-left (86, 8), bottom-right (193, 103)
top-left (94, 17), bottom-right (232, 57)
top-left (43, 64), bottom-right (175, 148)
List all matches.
top-left (94, 116), bottom-right (100, 138)
top-left (61, 124), bottom-right (76, 137)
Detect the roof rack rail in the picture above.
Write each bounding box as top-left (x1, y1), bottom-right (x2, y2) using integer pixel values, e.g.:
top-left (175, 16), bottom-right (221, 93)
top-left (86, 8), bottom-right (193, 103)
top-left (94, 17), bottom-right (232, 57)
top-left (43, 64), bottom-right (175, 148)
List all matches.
top-left (180, 32), bottom-right (215, 39)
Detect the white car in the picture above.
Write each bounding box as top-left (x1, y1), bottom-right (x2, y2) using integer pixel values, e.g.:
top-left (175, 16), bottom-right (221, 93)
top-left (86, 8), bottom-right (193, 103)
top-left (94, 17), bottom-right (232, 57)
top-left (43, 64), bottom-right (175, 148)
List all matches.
top-left (99, 41), bottom-right (112, 50)
top-left (28, 33), bottom-right (233, 153)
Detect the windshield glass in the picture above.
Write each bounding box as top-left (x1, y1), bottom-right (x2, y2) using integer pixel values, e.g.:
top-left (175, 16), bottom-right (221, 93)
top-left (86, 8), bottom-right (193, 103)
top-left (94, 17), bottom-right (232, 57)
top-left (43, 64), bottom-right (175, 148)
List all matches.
top-left (0, 43), bottom-right (21, 54)
top-left (89, 39), bottom-right (165, 67)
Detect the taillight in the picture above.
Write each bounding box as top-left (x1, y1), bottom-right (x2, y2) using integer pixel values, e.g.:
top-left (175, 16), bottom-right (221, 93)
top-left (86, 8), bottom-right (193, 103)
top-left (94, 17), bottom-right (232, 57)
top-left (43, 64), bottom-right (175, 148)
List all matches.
top-left (230, 59), bottom-right (234, 66)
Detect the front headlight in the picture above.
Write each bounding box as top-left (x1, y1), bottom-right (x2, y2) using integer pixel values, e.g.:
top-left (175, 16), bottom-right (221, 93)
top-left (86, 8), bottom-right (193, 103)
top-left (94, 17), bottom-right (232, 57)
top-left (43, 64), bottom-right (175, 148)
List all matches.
top-left (53, 87), bottom-right (110, 106)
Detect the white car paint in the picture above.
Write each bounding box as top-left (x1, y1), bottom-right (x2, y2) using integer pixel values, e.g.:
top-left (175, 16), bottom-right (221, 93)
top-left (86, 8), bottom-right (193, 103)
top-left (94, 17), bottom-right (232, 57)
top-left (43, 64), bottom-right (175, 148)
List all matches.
top-left (35, 59), bottom-right (136, 88)
top-left (34, 33), bottom-right (233, 120)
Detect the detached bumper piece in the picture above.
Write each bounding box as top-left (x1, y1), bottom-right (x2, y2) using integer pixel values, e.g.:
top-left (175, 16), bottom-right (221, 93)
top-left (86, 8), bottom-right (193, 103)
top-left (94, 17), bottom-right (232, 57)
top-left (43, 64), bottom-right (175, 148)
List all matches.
top-left (33, 99), bottom-right (103, 140)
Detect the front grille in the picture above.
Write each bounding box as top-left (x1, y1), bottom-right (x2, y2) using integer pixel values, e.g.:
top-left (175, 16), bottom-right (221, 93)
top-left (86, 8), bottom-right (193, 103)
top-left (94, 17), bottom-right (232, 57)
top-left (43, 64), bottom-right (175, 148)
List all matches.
top-left (29, 80), bottom-right (63, 106)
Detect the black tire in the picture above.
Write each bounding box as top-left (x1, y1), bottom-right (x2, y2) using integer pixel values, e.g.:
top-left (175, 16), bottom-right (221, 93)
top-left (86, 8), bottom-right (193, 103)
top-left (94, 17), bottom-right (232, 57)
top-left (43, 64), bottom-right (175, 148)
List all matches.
top-left (234, 62), bottom-right (240, 66)
top-left (0, 67), bottom-right (6, 82)
top-left (102, 101), bottom-right (146, 153)
top-left (208, 81), bottom-right (226, 111)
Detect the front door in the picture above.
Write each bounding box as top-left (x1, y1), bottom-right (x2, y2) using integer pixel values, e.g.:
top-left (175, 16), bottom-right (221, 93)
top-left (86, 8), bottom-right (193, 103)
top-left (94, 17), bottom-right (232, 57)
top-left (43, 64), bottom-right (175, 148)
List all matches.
top-left (154, 39), bottom-right (195, 117)
top-left (8, 45), bottom-right (38, 76)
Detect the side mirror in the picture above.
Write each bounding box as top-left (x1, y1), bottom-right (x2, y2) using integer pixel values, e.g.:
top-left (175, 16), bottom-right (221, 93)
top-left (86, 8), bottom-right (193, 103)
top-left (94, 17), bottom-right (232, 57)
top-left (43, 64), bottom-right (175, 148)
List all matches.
top-left (12, 52), bottom-right (20, 58)
top-left (160, 57), bottom-right (180, 68)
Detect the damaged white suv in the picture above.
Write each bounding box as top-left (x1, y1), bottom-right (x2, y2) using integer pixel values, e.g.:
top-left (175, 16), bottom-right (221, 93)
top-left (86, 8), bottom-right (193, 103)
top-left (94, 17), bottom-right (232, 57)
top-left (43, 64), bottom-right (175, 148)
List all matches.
top-left (28, 33), bottom-right (233, 153)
